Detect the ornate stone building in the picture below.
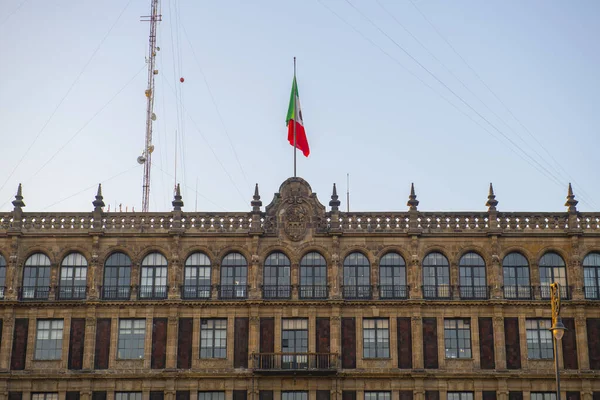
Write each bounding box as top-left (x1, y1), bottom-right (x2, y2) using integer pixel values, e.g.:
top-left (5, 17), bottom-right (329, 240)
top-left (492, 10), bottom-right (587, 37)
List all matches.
top-left (0, 178), bottom-right (599, 400)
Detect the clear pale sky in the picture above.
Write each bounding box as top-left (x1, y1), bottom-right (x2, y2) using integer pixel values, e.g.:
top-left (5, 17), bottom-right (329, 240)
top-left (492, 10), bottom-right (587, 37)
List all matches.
top-left (0, 0), bottom-right (598, 213)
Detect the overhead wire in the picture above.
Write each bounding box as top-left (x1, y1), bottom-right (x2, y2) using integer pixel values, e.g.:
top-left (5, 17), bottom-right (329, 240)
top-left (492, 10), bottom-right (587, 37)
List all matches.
top-left (0, 0), bottom-right (134, 196)
top-left (0, 0), bottom-right (29, 27)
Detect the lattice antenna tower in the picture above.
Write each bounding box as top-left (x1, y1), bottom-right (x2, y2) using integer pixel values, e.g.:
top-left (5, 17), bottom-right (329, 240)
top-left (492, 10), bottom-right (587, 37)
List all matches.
top-left (138, 0), bottom-right (162, 212)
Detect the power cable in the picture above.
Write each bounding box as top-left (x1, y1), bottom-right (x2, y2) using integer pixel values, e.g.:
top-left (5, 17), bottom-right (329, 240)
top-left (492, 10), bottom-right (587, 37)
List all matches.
top-left (0, 0), bottom-right (28, 27)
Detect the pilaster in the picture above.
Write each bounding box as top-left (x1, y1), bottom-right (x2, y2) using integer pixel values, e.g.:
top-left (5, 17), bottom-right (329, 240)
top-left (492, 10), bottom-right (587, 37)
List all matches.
top-left (493, 310), bottom-right (507, 370)
top-left (412, 315), bottom-right (424, 369)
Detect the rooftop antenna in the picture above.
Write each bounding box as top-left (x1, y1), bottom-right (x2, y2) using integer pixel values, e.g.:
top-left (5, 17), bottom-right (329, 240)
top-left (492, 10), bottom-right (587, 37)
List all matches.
top-left (174, 130), bottom-right (178, 196)
top-left (139, 0), bottom-right (162, 212)
top-left (347, 173), bottom-right (350, 212)
top-left (195, 177), bottom-right (198, 212)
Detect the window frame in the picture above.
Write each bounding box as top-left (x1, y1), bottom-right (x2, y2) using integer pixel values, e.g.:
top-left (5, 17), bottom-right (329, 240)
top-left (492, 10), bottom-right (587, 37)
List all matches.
top-left (458, 252), bottom-right (487, 299)
top-left (363, 318), bottom-right (390, 359)
top-left (58, 252), bottom-right (88, 300)
top-left (281, 318), bottom-right (309, 369)
top-left (502, 253), bottom-right (531, 299)
top-left (31, 394), bottom-right (59, 400)
top-left (200, 318), bottom-right (227, 359)
top-left (263, 252), bottom-right (292, 299)
top-left (526, 319), bottom-right (553, 360)
top-left (183, 252), bottom-right (212, 299)
top-left (115, 393), bottom-right (143, 400)
top-left (117, 319), bottom-right (146, 359)
top-left (0, 254), bottom-right (6, 299)
top-left (583, 253), bottom-right (600, 299)
top-left (34, 319), bottom-right (64, 360)
top-left (139, 252), bottom-right (168, 299)
top-left (447, 393), bottom-right (474, 400)
top-left (539, 252), bottom-right (568, 299)
top-left (103, 252), bottom-right (132, 300)
top-left (282, 393), bottom-right (308, 400)
top-left (444, 318), bottom-right (472, 359)
top-left (299, 252), bottom-right (327, 299)
top-left (364, 392), bottom-right (391, 400)
top-left (530, 393), bottom-right (556, 400)
top-left (343, 252), bottom-right (371, 299)
top-left (22, 253), bottom-right (52, 300)
top-left (422, 252), bottom-right (450, 299)
top-left (379, 252), bottom-right (407, 299)
top-left (220, 253), bottom-right (248, 299)
top-left (198, 393), bottom-right (225, 400)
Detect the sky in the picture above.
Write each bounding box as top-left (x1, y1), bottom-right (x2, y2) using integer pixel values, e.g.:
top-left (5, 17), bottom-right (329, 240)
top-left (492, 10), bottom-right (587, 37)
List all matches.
top-left (0, 0), bottom-right (599, 213)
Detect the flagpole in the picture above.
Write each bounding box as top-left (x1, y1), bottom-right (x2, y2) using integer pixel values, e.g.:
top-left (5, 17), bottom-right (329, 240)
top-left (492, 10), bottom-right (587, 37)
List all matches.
top-left (293, 57), bottom-right (297, 178)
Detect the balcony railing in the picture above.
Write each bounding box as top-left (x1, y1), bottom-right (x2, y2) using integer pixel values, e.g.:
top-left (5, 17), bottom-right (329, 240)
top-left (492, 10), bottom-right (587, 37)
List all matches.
top-left (342, 285), bottom-right (372, 299)
top-left (19, 286), bottom-right (50, 300)
top-left (138, 285), bottom-right (168, 299)
top-left (539, 285), bottom-right (571, 300)
top-left (181, 285), bottom-right (211, 299)
top-left (379, 285), bottom-right (409, 299)
top-left (584, 286), bottom-right (600, 300)
top-left (101, 285), bottom-right (131, 300)
top-left (422, 285), bottom-right (452, 299)
top-left (459, 285), bottom-right (489, 300)
top-left (262, 285), bottom-right (292, 299)
top-left (299, 284), bottom-right (328, 299)
top-left (252, 352), bottom-right (338, 374)
top-left (218, 285), bottom-right (249, 300)
top-left (503, 285), bottom-right (533, 300)
top-left (56, 285), bottom-right (87, 300)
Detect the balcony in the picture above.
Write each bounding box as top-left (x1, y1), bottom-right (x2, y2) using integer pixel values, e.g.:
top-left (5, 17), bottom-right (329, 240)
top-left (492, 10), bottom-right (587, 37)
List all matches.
top-left (252, 352), bottom-right (338, 375)
top-left (539, 285), bottom-right (571, 300)
top-left (18, 286), bottom-right (50, 300)
top-left (342, 285), bottom-right (372, 299)
top-left (181, 285), bottom-right (211, 300)
top-left (56, 285), bottom-right (87, 300)
top-left (101, 285), bottom-right (131, 300)
top-left (218, 285), bottom-right (249, 300)
top-left (584, 286), bottom-right (600, 300)
top-left (138, 285), bottom-right (168, 300)
top-left (422, 285), bottom-right (452, 299)
top-left (503, 285), bottom-right (533, 300)
top-left (262, 285), bottom-right (291, 299)
top-left (299, 285), bottom-right (328, 299)
top-left (459, 285), bottom-right (489, 300)
top-left (378, 285), bottom-right (409, 299)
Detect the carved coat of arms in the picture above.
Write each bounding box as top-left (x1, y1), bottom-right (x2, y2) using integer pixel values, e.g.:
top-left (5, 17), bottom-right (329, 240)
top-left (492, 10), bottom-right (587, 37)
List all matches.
top-left (283, 205), bottom-right (308, 241)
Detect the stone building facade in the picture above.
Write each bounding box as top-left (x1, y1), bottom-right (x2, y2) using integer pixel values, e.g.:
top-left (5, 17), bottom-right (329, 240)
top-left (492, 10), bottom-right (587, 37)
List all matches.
top-left (0, 178), bottom-right (599, 400)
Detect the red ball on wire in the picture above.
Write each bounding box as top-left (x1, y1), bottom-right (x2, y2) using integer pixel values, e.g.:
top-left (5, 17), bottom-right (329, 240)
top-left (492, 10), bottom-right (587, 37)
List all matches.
top-left (180, 77), bottom-right (184, 83)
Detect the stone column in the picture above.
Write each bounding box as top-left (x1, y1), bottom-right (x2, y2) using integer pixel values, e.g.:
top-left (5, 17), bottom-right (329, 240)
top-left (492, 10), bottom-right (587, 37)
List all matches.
top-left (166, 314), bottom-right (179, 368)
top-left (330, 314), bottom-right (341, 356)
top-left (0, 314), bottom-right (14, 370)
top-left (488, 235), bottom-right (503, 299)
top-left (450, 261), bottom-right (460, 300)
top-left (569, 235), bottom-right (584, 299)
top-left (330, 236), bottom-right (341, 299)
top-left (291, 262), bottom-right (299, 300)
top-left (530, 261), bottom-right (541, 300)
top-left (409, 236), bottom-right (422, 299)
top-left (82, 314), bottom-right (97, 370)
top-left (493, 313), bottom-right (507, 370)
top-left (212, 261), bottom-right (220, 299)
top-left (5, 235), bottom-right (20, 300)
top-left (88, 235), bottom-right (100, 300)
top-left (168, 235), bottom-right (181, 300)
top-left (575, 311), bottom-right (589, 370)
top-left (250, 254), bottom-right (262, 300)
top-left (248, 311), bottom-right (260, 357)
top-left (412, 315), bottom-right (424, 369)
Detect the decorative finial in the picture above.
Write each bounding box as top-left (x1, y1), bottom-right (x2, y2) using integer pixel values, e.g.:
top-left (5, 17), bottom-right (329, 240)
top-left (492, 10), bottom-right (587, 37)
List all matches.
top-left (93, 184), bottom-right (105, 212)
top-left (251, 183), bottom-right (262, 212)
top-left (407, 183), bottom-right (419, 211)
top-left (486, 182), bottom-right (498, 212)
top-left (565, 182), bottom-right (578, 213)
top-left (12, 183), bottom-right (25, 211)
top-left (172, 183), bottom-right (184, 211)
top-left (329, 183), bottom-right (341, 211)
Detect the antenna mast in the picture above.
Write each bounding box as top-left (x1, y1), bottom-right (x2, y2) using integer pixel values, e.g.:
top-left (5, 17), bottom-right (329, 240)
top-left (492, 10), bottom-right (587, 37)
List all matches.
top-left (139, 0), bottom-right (161, 212)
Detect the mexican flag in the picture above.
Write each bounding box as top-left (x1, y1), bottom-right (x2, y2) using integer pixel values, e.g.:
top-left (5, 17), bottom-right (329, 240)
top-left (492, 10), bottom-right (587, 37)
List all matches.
top-left (286, 76), bottom-right (310, 157)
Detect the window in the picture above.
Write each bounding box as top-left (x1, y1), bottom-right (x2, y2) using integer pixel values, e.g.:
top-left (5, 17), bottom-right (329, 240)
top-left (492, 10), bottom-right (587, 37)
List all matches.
top-left (363, 318), bottom-right (389, 358)
top-left (282, 393), bottom-right (308, 400)
top-left (115, 394), bottom-right (142, 400)
top-left (503, 253), bottom-right (531, 299)
top-left (140, 252), bottom-right (168, 299)
top-left (343, 252), bottom-right (371, 299)
top-left (263, 252), bottom-right (291, 299)
top-left (31, 394), bottom-right (59, 400)
top-left (282, 319), bottom-right (308, 369)
top-left (0, 254), bottom-right (5, 299)
top-left (118, 319), bottom-right (145, 359)
top-left (539, 252), bottom-right (568, 299)
top-left (526, 319), bottom-right (553, 359)
top-left (423, 252), bottom-right (450, 298)
top-left (198, 393), bottom-right (225, 400)
top-left (22, 253), bottom-right (51, 300)
top-left (530, 394), bottom-right (556, 400)
top-left (459, 252), bottom-right (487, 299)
top-left (220, 253), bottom-right (248, 299)
top-left (444, 319), bottom-right (472, 359)
top-left (58, 253), bottom-right (87, 300)
top-left (200, 319), bottom-right (227, 358)
top-left (447, 393), bottom-right (474, 400)
top-left (299, 252), bottom-right (327, 299)
top-left (183, 252), bottom-right (211, 299)
top-left (365, 393), bottom-right (391, 400)
top-left (103, 252), bottom-right (132, 300)
top-left (583, 253), bottom-right (600, 299)
top-left (379, 252), bottom-right (407, 299)
top-left (35, 319), bottom-right (64, 360)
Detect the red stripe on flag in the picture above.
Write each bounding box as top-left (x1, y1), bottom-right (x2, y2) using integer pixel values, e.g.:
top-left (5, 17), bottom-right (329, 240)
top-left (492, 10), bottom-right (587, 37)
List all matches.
top-left (288, 121), bottom-right (310, 157)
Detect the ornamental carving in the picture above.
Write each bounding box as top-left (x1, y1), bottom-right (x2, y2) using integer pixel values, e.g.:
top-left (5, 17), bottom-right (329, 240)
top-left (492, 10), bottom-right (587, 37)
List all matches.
top-left (283, 205), bottom-right (308, 241)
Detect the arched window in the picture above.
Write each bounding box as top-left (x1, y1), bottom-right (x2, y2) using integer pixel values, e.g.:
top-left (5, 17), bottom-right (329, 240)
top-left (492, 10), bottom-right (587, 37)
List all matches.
top-left (0, 254), bottom-right (6, 299)
top-left (183, 253), bottom-right (211, 299)
top-left (22, 253), bottom-right (51, 300)
top-left (140, 253), bottom-right (168, 299)
top-left (103, 252), bottom-right (132, 300)
top-left (299, 252), bottom-right (327, 299)
top-left (343, 252), bottom-right (371, 299)
top-left (58, 253), bottom-right (87, 300)
top-left (263, 252), bottom-right (291, 299)
top-left (539, 252), bottom-right (568, 299)
top-left (459, 253), bottom-right (487, 299)
top-left (583, 253), bottom-right (600, 300)
top-left (502, 253), bottom-right (531, 299)
top-left (423, 252), bottom-right (450, 299)
top-left (379, 253), bottom-right (407, 299)
top-left (220, 253), bottom-right (248, 299)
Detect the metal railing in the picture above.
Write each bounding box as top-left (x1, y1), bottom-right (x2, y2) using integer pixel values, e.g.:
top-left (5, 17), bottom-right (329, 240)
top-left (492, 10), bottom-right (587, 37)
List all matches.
top-left (18, 286), bottom-right (50, 300)
top-left (299, 284), bottom-right (328, 299)
top-left (584, 286), bottom-right (600, 300)
top-left (422, 285), bottom-right (452, 299)
top-left (262, 285), bottom-right (292, 299)
top-left (218, 285), bottom-right (249, 300)
top-left (342, 285), bottom-right (372, 299)
top-left (378, 285), bottom-right (409, 299)
top-left (539, 285), bottom-right (571, 300)
top-left (503, 285), bottom-right (533, 300)
top-left (181, 285), bottom-right (212, 299)
top-left (138, 285), bottom-right (168, 299)
top-left (459, 285), bottom-right (489, 300)
top-left (56, 285), bottom-right (87, 300)
top-left (252, 352), bottom-right (338, 372)
top-left (101, 285), bottom-right (131, 300)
